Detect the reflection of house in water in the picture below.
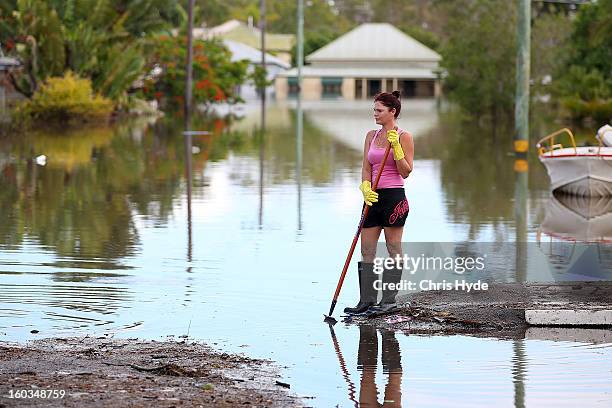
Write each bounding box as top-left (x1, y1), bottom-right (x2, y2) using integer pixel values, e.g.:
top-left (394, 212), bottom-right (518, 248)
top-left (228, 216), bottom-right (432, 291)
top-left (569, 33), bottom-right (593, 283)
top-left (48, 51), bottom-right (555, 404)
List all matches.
top-left (223, 99), bottom-right (439, 152)
top-left (223, 101), bottom-right (292, 134)
top-left (276, 23), bottom-right (442, 100)
top-left (293, 99), bottom-right (439, 151)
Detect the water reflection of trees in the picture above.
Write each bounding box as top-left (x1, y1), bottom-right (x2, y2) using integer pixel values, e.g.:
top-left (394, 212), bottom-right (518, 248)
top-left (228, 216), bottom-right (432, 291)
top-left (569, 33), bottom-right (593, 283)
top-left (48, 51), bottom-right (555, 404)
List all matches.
top-left (0, 115), bottom-right (234, 268)
top-left (416, 114), bottom-right (518, 239)
top-left (416, 109), bottom-right (580, 239)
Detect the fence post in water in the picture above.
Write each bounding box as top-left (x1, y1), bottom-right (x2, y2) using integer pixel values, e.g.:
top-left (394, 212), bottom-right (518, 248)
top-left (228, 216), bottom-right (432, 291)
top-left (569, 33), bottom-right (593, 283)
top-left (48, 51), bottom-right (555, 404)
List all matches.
top-left (514, 0), bottom-right (531, 158)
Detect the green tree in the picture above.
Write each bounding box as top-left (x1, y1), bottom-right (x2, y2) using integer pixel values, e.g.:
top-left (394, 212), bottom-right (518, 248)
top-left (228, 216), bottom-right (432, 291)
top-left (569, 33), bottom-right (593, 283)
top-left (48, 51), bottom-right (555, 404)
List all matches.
top-left (555, 0), bottom-right (612, 121)
top-left (439, 0), bottom-right (517, 122)
top-left (291, 30), bottom-right (340, 66)
top-left (531, 10), bottom-right (572, 97)
top-left (141, 36), bottom-right (248, 107)
top-left (220, 0), bottom-right (350, 35)
top-left (2, 0), bottom-right (174, 101)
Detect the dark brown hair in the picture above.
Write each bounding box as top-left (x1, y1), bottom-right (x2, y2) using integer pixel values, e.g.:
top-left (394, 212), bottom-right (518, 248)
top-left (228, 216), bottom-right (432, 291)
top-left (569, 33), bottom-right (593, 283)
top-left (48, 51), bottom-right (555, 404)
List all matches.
top-left (374, 91), bottom-right (401, 118)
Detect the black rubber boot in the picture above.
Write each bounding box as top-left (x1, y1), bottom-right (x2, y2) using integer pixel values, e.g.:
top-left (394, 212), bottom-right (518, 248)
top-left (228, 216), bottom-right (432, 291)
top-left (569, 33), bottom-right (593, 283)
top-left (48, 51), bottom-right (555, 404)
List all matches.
top-left (343, 262), bottom-right (378, 315)
top-left (365, 265), bottom-right (402, 316)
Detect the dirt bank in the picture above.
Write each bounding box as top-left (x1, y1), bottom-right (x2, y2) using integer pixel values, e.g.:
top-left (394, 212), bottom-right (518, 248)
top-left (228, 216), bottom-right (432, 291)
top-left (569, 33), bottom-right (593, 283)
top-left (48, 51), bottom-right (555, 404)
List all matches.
top-left (0, 336), bottom-right (303, 408)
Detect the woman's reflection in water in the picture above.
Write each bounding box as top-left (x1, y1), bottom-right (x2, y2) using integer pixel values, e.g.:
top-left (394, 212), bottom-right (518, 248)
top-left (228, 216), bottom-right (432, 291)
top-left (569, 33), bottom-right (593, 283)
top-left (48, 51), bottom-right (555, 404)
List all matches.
top-left (357, 325), bottom-right (402, 407)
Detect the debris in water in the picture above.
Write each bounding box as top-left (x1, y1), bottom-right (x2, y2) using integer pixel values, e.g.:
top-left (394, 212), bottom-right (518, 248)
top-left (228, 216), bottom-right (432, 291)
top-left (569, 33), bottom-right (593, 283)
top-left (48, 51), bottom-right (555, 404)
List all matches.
top-left (385, 316), bottom-right (412, 324)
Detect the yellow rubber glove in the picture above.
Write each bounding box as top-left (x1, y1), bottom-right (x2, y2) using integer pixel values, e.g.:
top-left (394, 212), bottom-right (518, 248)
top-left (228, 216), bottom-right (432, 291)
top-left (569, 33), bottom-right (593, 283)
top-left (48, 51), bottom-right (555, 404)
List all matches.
top-left (386, 129), bottom-right (405, 161)
top-left (359, 180), bottom-right (379, 206)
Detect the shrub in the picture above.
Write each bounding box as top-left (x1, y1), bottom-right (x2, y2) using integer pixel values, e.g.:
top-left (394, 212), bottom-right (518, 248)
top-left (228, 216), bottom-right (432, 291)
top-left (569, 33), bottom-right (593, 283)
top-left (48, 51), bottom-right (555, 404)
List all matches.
top-left (142, 36), bottom-right (248, 108)
top-left (16, 72), bottom-right (114, 123)
top-left (556, 66), bottom-right (612, 122)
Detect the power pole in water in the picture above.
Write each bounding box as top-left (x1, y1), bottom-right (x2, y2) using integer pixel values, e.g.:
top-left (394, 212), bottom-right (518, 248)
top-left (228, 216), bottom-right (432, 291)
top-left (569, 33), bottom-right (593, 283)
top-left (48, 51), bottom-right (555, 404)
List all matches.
top-left (514, 0), bottom-right (531, 159)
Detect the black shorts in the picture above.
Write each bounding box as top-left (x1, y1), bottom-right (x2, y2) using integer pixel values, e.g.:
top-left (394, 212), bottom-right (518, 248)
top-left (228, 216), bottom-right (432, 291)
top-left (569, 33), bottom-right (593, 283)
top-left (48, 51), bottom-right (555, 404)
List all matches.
top-left (363, 188), bottom-right (409, 228)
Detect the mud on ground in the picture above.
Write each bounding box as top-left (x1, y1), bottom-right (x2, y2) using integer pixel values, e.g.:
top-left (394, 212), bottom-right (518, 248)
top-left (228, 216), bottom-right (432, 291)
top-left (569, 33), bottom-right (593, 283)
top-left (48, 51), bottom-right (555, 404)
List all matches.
top-left (0, 336), bottom-right (304, 407)
top-left (347, 282), bottom-right (612, 340)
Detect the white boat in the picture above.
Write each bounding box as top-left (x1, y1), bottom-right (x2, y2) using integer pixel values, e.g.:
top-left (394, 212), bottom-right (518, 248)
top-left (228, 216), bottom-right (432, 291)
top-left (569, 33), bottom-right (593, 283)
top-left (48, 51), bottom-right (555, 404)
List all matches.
top-left (536, 127), bottom-right (612, 196)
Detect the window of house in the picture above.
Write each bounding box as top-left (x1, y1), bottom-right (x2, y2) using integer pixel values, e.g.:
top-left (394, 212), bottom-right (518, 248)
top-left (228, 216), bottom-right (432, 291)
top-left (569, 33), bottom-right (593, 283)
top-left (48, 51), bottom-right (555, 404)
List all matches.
top-left (321, 77), bottom-right (342, 99)
top-left (367, 79), bottom-right (381, 97)
top-left (288, 77), bottom-right (299, 96)
top-left (355, 78), bottom-right (363, 99)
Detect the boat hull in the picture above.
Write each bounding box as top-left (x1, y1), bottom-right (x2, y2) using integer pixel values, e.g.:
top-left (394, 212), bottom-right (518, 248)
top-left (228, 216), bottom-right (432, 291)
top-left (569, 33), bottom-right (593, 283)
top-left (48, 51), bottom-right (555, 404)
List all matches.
top-left (539, 147), bottom-right (612, 196)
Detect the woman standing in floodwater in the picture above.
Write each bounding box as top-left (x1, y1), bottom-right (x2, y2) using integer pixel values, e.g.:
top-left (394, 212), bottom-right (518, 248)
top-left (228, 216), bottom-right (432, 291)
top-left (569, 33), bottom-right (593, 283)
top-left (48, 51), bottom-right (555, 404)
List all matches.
top-left (344, 91), bottom-right (414, 315)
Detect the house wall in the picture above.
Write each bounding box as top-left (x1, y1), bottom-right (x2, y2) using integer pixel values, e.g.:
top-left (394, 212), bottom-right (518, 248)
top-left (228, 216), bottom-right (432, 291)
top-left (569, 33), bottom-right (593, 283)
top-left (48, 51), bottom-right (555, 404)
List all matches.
top-left (302, 77), bottom-right (322, 100)
top-left (434, 79), bottom-right (442, 98)
top-left (275, 77), bottom-right (288, 100)
top-left (275, 76), bottom-right (442, 101)
top-left (274, 76), bottom-right (322, 100)
top-left (341, 78), bottom-right (355, 100)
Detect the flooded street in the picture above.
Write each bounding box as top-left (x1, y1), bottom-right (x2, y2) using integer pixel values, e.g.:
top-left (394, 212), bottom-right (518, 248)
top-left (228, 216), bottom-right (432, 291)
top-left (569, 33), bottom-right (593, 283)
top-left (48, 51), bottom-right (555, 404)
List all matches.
top-left (1, 100), bottom-right (611, 407)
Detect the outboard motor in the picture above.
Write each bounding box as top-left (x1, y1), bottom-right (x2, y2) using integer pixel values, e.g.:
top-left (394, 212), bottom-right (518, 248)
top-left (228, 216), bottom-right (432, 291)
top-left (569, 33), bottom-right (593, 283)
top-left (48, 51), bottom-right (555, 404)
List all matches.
top-left (596, 124), bottom-right (612, 147)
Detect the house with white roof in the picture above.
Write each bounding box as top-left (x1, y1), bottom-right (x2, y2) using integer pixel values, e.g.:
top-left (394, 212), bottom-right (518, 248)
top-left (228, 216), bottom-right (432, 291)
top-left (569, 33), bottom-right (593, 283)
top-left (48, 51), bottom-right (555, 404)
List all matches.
top-left (222, 40), bottom-right (290, 100)
top-left (276, 23), bottom-right (442, 100)
top-left (201, 19), bottom-right (294, 65)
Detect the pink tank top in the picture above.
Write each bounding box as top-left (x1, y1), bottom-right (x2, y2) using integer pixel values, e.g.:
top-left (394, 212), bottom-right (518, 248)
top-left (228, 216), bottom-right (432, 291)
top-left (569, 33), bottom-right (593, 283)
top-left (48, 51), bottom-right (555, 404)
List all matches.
top-left (367, 128), bottom-right (405, 189)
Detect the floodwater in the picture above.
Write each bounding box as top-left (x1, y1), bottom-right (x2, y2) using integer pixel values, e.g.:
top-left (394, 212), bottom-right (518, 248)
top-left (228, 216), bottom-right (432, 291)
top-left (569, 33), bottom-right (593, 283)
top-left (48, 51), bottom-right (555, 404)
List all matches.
top-left (1, 99), bottom-right (611, 407)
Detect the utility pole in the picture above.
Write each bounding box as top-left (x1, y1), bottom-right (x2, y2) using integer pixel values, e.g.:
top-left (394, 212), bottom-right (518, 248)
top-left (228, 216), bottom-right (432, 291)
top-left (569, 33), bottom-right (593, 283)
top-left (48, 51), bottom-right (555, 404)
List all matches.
top-left (260, 0), bottom-right (266, 101)
top-left (184, 0), bottom-right (195, 260)
top-left (514, 0), bottom-right (530, 267)
top-left (297, 0), bottom-right (304, 89)
top-left (185, 0), bottom-right (195, 118)
top-left (514, 0), bottom-right (531, 158)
